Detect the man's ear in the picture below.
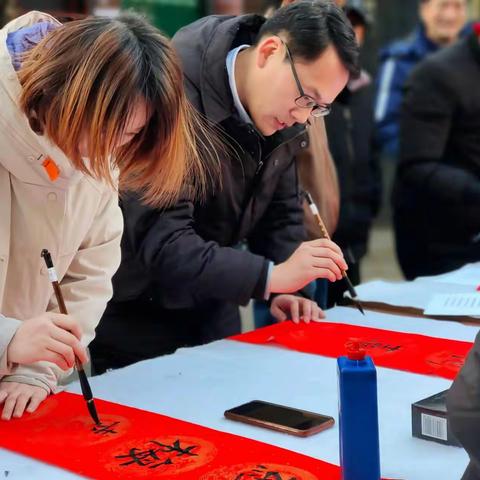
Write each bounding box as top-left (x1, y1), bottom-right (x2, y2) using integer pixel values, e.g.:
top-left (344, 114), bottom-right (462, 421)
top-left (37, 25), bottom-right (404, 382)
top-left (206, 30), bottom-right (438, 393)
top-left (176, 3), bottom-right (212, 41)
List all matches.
top-left (256, 35), bottom-right (282, 69)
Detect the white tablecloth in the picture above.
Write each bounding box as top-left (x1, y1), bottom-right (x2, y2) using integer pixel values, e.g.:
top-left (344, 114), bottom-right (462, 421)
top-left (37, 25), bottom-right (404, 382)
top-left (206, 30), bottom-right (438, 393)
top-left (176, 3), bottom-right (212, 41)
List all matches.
top-left (1, 308), bottom-right (478, 479)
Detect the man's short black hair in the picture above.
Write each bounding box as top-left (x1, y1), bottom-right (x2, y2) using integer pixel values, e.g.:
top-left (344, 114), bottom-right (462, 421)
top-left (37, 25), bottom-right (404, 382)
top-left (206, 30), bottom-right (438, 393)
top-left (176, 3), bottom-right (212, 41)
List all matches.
top-left (256, 0), bottom-right (360, 78)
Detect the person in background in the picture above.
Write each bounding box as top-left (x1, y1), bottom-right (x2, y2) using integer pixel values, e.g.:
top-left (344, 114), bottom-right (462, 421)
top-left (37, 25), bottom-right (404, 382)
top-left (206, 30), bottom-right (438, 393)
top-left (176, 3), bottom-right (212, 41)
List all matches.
top-left (0, 0), bottom-right (21, 28)
top-left (90, 1), bottom-right (359, 373)
top-left (211, 0), bottom-right (244, 15)
top-left (393, 22), bottom-right (480, 279)
top-left (0, 11), bottom-right (210, 419)
top-left (374, 0), bottom-right (467, 159)
top-left (326, 0), bottom-right (381, 306)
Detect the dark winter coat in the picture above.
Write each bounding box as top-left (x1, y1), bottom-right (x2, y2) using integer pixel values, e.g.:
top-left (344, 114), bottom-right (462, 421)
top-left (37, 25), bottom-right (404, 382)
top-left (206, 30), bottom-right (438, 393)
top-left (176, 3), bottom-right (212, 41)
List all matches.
top-left (90, 14), bottom-right (310, 367)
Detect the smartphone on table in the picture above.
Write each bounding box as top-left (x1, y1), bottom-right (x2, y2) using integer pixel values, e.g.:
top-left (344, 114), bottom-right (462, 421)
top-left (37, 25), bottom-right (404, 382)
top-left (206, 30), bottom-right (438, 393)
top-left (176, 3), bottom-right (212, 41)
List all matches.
top-left (224, 400), bottom-right (334, 437)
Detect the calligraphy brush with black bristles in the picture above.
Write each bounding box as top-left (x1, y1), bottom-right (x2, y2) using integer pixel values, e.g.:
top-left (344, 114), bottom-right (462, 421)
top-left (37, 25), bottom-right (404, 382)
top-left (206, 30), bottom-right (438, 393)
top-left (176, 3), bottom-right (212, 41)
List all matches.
top-left (303, 191), bottom-right (365, 316)
top-left (41, 249), bottom-right (101, 425)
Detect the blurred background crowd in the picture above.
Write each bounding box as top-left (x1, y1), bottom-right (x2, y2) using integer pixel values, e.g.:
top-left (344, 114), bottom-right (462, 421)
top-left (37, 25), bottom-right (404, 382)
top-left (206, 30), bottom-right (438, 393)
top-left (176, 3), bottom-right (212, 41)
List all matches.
top-left (2, 0), bottom-right (479, 288)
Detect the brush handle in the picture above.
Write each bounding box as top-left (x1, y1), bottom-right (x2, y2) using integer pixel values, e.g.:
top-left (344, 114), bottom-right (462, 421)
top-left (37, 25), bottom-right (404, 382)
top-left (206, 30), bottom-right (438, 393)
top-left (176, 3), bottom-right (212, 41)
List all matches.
top-left (305, 195), bottom-right (331, 240)
top-left (343, 272), bottom-right (357, 299)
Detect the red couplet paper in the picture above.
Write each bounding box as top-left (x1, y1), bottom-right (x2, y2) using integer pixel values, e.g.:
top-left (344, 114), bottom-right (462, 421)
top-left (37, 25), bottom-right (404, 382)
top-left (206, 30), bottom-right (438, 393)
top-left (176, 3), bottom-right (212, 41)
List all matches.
top-left (231, 322), bottom-right (474, 380)
top-left (0, 392), bottom-right (341, 479)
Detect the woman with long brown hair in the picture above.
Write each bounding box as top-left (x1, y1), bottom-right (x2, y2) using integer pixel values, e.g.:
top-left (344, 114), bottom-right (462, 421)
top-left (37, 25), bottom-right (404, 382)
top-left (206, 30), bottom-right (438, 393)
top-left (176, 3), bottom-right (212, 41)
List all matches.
top-left (0, 10), bottom-right (213, 420)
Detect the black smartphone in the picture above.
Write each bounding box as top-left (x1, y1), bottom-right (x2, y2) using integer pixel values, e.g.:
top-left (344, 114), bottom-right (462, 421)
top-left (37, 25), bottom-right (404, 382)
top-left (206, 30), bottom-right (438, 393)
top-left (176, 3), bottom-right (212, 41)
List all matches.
top-left (224, 400), bottom-right (335, 437)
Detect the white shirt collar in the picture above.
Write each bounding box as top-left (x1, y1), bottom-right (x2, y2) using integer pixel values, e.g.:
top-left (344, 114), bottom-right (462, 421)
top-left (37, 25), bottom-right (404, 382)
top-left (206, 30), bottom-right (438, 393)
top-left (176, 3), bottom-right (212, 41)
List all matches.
top-left (225, 44), bottom-right (253, 125)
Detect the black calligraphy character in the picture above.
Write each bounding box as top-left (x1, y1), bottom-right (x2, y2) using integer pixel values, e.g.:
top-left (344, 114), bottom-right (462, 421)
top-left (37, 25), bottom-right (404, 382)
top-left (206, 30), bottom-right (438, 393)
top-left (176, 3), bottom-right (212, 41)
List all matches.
top-left (428, 353), bottom-right (465, 370)
top-left (115, 446), bottom-right (162, 467)
top-left (359, 340), bottom-right (401, 353)
top-left (234, 464), bottom-right (298, 480)
top-left (150, 439), bottom-right (198, 458)
top-left (262, 473), bottom-right (298, 480)
top-left (446, 354), bottom-right (465, 369)
top-left (115, 439), bottom-right (198, 469)
top-left (92, 421), bottom-right (120, 436)
top-left (385, 345), bottom-right (402, 352)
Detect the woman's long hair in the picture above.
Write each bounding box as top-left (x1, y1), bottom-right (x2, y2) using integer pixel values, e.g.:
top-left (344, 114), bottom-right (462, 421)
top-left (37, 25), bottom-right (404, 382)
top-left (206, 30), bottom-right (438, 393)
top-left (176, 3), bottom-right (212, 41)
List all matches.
top-left (18, 13), bottom-right (219, 207)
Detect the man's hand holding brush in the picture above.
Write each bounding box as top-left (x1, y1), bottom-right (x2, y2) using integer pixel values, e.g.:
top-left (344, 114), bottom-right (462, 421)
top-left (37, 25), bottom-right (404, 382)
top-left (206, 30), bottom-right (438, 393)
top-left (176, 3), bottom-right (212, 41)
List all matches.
top-left (266, 239), bottom-right (347, 325)
top-left (270, 239), bottom-right (348, 293)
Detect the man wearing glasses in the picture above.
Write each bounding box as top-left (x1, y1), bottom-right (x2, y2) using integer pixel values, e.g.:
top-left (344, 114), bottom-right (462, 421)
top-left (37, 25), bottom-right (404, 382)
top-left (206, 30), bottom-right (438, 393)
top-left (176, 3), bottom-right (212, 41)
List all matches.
top-left (90, 1), bottom-right (359, 372)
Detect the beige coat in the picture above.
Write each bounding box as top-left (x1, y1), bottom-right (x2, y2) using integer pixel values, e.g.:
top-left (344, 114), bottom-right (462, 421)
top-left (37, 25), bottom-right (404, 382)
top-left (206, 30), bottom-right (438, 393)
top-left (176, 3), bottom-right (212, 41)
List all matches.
top-left (0, 12), bottom-right (123, 393)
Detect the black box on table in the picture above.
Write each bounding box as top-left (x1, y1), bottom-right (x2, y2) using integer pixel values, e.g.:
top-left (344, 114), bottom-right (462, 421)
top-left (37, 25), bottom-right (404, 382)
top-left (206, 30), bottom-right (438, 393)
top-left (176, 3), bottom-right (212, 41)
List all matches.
top-left (412, 390), bottom-right (461, 447)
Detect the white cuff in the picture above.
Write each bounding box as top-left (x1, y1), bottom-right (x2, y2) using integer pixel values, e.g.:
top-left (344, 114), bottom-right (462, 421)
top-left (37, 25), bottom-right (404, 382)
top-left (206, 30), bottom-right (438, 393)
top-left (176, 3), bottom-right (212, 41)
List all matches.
top-left (264, 261), bottom-right (274, 301)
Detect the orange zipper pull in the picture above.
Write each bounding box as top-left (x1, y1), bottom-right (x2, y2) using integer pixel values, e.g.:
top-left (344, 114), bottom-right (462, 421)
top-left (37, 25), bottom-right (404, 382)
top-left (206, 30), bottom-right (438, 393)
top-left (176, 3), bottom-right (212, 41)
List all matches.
top-left (42, 157), bottom-right (60, 181)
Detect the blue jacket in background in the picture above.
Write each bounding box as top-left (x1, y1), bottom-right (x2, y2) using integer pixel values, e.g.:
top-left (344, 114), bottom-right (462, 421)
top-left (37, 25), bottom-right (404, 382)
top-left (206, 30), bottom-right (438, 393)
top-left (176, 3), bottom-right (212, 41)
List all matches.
top-left (374, 24), bottom-right (439, 158)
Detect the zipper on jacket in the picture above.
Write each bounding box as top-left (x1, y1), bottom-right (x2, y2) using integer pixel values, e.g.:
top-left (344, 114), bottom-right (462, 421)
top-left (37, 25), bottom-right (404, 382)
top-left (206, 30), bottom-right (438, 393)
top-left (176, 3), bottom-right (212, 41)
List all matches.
top-left (255, 160), bottom-right (264, 175)
top-left (250, 128), bottom-right (263, 218)
top-left (229, 126), bottom-right (263, 244)
top-left (248, 126), bottom-right (264, 175)
top-left (344, 107), bottom-right (355, 164)
top-left (230, 128), bottom-right (305, 244)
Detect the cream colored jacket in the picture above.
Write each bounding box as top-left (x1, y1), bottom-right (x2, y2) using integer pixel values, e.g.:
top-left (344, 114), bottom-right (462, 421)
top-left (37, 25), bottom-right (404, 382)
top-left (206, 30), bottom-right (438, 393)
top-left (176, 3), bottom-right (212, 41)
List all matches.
top-left (0, 12), bottom-right (123, 393)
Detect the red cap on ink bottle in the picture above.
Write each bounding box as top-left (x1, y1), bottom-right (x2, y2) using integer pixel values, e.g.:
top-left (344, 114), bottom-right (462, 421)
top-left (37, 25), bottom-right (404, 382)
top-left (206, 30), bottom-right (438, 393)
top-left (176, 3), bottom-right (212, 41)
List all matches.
top-left (346, 340), bottom-right (366, 361)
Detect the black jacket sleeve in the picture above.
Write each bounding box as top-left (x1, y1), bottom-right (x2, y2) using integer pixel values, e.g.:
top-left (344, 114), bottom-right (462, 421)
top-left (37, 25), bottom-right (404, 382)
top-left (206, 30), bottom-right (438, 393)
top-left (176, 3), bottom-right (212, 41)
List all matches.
top-left (247, 158), bottom-right (312, 299)
top-left (119, 194), bottom-right (270, 309)
top-left (398, 60), bottom-right (480, 230)
top-left (247, 158), bottom-right (306, 263)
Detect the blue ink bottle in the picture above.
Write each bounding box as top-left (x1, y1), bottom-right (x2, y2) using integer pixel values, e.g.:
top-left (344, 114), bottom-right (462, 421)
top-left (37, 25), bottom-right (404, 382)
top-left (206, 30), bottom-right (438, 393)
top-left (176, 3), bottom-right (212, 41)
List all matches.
top-left (337, 341), bottom-right (381, 480)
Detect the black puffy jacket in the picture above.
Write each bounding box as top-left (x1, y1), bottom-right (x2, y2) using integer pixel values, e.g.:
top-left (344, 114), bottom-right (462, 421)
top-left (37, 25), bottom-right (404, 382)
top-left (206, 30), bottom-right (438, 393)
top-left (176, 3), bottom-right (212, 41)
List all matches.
top-left (393, 32), bottom-right (480, 280)
top-left (91, 14), bottom-right (310, 363)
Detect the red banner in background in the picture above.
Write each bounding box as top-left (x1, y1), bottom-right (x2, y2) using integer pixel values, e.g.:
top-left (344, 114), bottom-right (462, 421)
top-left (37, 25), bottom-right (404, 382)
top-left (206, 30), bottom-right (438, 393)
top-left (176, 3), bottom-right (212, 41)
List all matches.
top-left (232, 322), bottom-right (474, 380)
top-left (0, 392), bottom-right (341, 480)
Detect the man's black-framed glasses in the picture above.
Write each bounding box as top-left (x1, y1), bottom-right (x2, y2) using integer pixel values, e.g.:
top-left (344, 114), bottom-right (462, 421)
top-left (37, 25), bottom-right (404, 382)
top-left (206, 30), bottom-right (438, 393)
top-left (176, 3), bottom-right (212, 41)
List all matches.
top-left (281, 39), bottom-right (331, 118)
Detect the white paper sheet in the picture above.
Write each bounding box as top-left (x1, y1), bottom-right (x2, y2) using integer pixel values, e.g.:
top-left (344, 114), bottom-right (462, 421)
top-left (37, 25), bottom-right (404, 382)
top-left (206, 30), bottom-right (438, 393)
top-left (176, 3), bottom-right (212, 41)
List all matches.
top-left (352, 279), bottom-right (472, 311)
top-left (424, 293), bottom-right (480, 316)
